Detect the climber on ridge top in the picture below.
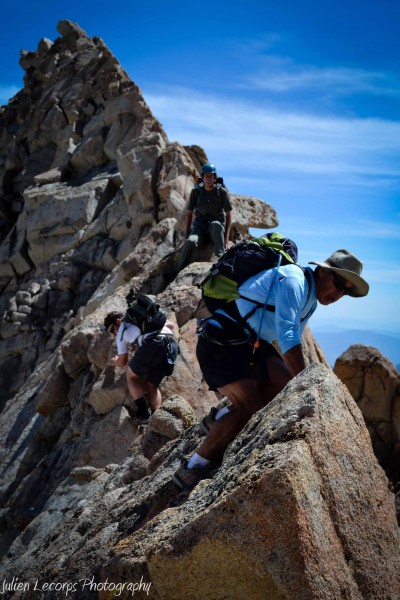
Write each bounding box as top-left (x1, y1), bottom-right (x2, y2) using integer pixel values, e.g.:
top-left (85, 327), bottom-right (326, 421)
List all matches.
top-left (177, 162), bottom-right (232, 271)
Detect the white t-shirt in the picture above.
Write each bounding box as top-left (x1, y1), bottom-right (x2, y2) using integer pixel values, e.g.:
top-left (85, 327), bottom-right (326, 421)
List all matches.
top-left (116, 322), bottom-right (174, 355)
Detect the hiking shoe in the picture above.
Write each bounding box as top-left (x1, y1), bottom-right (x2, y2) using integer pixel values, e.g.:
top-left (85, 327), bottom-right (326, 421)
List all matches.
top-left (136, 405), bottom-right (150, 422)
top-left (200, 407), bottom-right (219, 434)
top-left (172, 460), bottom-right (208, 491)
top-left (134, 397), bottom-right (150, 423)
top-left (135, 414), bottom-right (150, 426)
top-left (124, 403), bottom-right (150, 425)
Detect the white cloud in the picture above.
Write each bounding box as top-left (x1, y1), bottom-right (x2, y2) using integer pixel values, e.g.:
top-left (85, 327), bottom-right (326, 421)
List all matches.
top-left (247, 64), bottom-right (400, 97)
top-left (278, 217), bottom-right (400, 242)
top-left (147, 87), bottom-right (400, 182)
top-left (228, 35), bottom-right (284, 57)
top-left (224, 39), bottom-right (400, 99)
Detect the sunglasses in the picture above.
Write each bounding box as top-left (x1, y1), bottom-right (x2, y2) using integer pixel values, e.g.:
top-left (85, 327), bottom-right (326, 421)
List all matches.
top-left (331, 272), bottom-right (353, 296)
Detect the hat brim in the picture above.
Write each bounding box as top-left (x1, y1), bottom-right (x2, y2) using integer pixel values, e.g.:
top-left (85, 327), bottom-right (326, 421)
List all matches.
top-left (308, 261), bottom-right (369, 297)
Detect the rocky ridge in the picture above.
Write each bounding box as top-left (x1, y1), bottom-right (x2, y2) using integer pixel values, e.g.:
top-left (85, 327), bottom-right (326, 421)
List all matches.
top-left (0, 21), bottom-right (399, 600)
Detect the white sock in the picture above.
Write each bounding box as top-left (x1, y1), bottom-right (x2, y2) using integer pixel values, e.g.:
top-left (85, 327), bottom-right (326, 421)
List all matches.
top-left (215, 405), bottom-right (230, 421)
top-left (187, 452), bottom-right (210, 470)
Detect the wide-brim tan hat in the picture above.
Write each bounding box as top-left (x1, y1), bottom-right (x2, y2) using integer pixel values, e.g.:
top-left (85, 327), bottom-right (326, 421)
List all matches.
top-left (309, 249), bottom-right (369, 297)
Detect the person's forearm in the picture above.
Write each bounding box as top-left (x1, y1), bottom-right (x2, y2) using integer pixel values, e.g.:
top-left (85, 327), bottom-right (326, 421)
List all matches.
top-left (282, 344), bottom-right (306, 377)
top-left (184, 211), bottom-right (193, 238)
top-left (109, 353), bottom-right (128, 367)
top-left (224, 212), bottom-right (232, 244)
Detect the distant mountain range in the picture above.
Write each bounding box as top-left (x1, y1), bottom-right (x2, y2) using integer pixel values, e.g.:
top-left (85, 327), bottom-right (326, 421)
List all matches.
top-left (311, 328), bottom-right (400, 369)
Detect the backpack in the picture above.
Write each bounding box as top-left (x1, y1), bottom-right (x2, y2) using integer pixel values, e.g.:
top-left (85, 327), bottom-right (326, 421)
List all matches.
top-left (201, 232), bottom-right (298, 314)
top-left (196, 176), bottom-right (227, 191)
top-left (122, 293), bottom-right (167, 336)
top-left (193, 177), bottom-right (228, 226)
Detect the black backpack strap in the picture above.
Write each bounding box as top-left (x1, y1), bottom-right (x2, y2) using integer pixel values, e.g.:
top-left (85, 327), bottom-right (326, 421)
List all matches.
top-left (238, 295), bottom-right (275, 322)
top-left (213, 304), bottom-right (257, 343)
top-left (197, 308), bottom-right (256, 346)
top-left (119, 323), bottom-right (128, 342)
top-left (239, 266), bottom-right (314, 322)
top-left (299, 267), bottom-right (315, 323)
top-left (304, 266), bottom-right (313, 288)
top-left (193, 184), bottom-right (225, 224)
top-left (144, 328), bottom-right (164, 339)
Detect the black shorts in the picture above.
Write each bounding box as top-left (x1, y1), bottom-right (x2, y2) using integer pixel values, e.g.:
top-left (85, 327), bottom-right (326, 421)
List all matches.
top-left (196, 335), bottom-right (282, 391)
top-left (130, 335), bottom-right (178, 387)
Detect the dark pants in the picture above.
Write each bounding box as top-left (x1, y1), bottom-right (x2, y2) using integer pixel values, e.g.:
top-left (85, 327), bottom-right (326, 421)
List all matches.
top-left (178, 220), bottom-right (225, 270)
top-left (130, 335), bottom-right (179, 387)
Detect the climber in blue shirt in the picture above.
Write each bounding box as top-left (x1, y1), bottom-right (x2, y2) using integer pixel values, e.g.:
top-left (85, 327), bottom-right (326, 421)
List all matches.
top-left (173, 249), bottom-right (369, 491)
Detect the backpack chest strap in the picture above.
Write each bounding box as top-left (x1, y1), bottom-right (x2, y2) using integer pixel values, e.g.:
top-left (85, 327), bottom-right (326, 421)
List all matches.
top-left (238, 267), bottom-right (314, 323)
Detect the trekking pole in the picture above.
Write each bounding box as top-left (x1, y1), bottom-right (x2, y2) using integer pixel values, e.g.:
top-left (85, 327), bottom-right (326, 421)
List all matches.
top-left (253, 254), bottom-right (282, 353)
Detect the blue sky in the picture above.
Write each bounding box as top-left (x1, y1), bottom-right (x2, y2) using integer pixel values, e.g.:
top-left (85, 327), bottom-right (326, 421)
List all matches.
top-left (1, 0), bottom-right (399, 333)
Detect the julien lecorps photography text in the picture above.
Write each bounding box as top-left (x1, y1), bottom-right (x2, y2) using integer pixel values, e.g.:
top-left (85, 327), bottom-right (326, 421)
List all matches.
top-left (1, 576), bottom-right (152, 597)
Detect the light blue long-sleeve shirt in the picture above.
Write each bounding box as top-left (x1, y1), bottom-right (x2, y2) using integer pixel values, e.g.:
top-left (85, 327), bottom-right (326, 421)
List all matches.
top-left (235, 265), bottom-right (317, 354)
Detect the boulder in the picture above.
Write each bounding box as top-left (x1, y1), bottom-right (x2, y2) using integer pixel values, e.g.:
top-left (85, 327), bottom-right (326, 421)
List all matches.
top-left (106, 365), bottom-right (400, 600)
top-left (61, 328), bottom-right (94, 378)
top-left (230, 193), bottom-right (279, 232)
top-left (88, 367), bottom-right (128, 415)
top-left (35, 360), bottom-right (70, 416)
top-left (334, 344), bottom-right (400, 482)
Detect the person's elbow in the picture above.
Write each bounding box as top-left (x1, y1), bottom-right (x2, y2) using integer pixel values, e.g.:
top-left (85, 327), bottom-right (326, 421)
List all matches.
top-left (110, 354), bottom-right (128, 367)
top-left (278, 328), bottom-right (301, 356)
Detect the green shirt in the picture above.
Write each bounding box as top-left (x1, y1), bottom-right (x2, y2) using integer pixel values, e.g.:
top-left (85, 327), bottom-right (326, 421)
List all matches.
top-left (188, 186), bottom-right (232, 221)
